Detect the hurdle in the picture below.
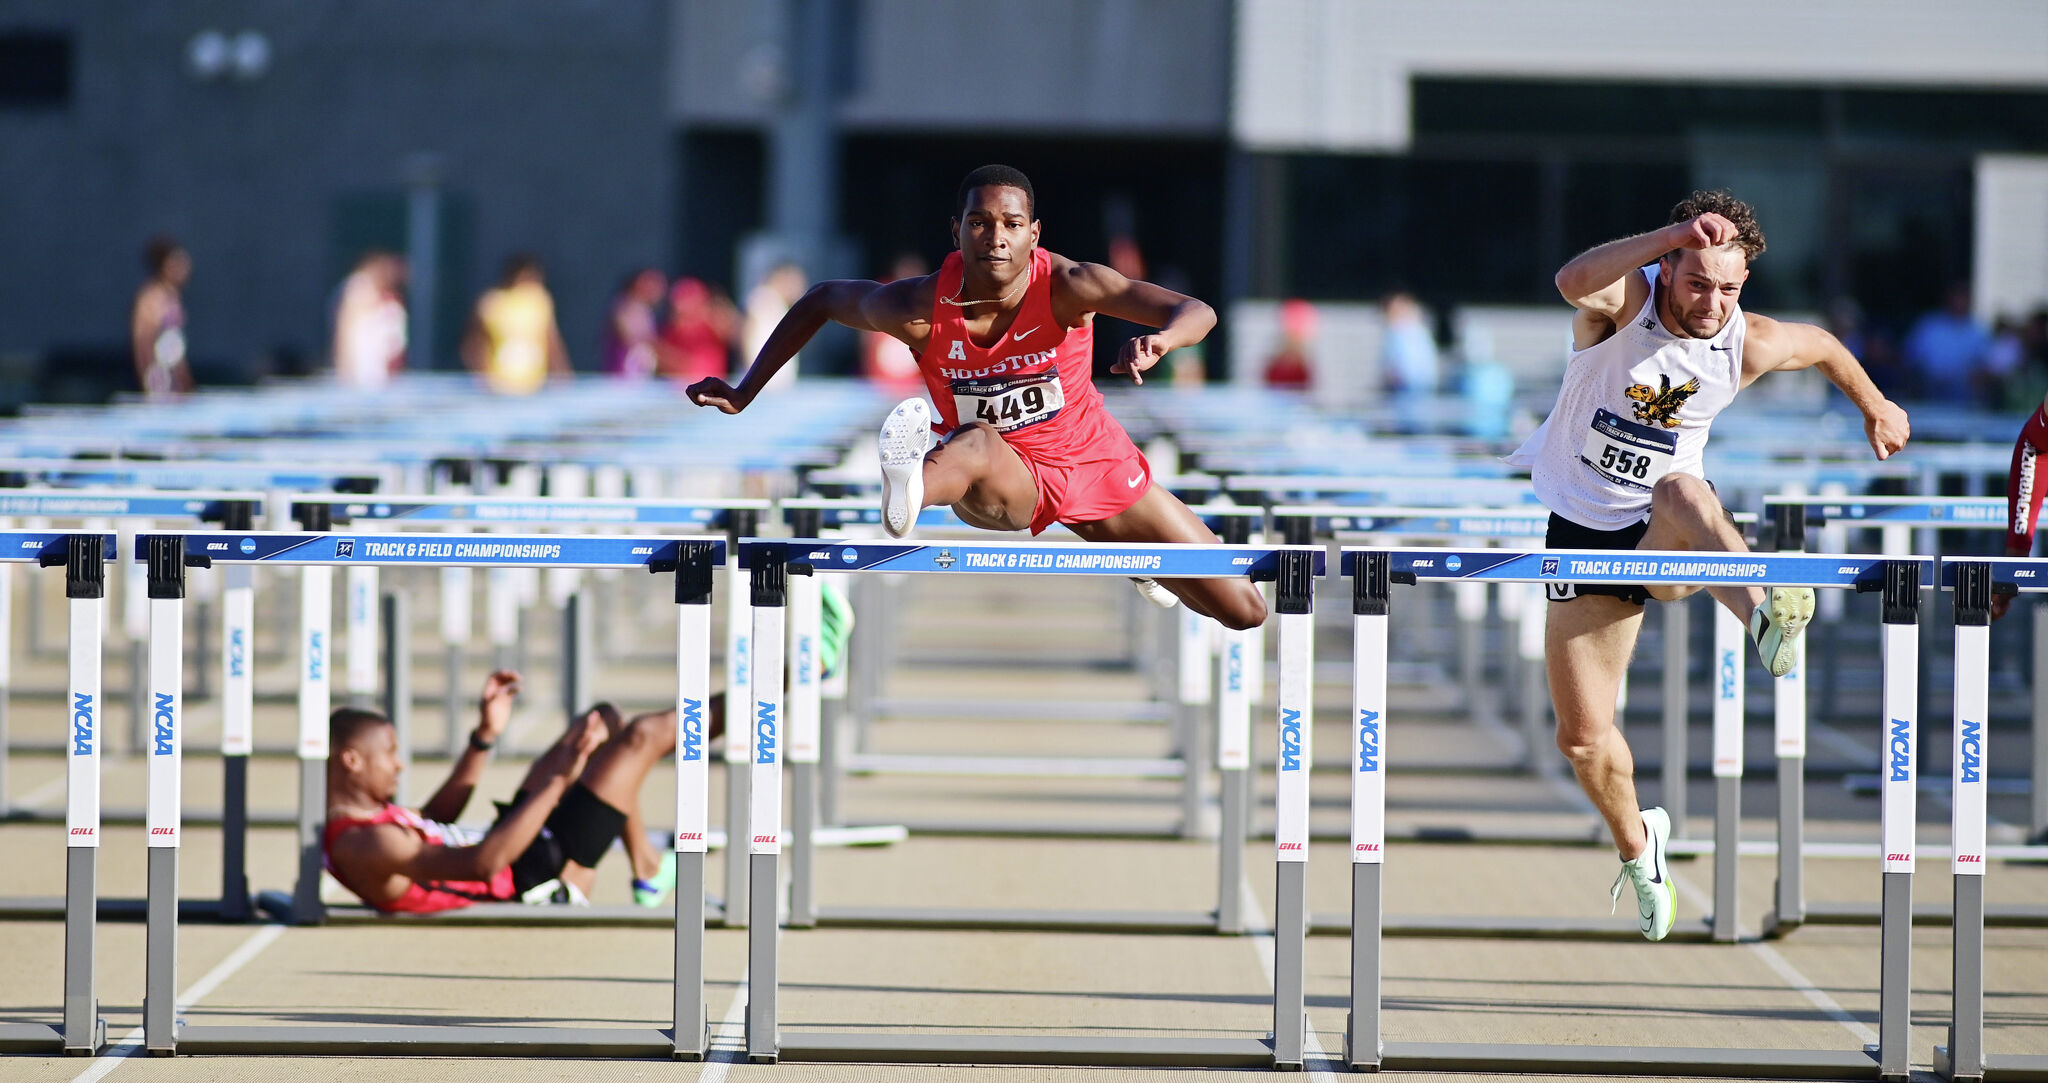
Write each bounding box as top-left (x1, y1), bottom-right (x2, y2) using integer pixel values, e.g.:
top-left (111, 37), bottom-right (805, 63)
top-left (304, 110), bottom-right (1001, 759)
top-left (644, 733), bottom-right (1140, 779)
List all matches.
top-left (736, 536), bottom-right (1322, 1067)
top-left (0, 533), bottom-right (114, 1056)
top-left (1937, 557), bottom-right (2048, 1083)
top-left (133, 528), bottom-right (724, 1058)
top-left (1344, 545), bottom-right (1930, 1078)
top-left (1762, 495), bottom-right (2048, 935)
top-left (780, 496), bottom-right (1260, 844)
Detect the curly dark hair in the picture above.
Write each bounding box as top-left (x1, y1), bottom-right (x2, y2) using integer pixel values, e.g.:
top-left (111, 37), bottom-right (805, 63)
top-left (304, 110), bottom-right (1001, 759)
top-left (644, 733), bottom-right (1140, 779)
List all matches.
top-left (956, 164), bottom-right (1035, 220)
top-left (1666, 189), bottom-right (1766, 263)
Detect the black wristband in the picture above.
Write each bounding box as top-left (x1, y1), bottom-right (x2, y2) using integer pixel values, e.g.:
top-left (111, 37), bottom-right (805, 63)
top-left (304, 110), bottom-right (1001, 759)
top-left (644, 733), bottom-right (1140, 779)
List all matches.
top-left (468, 732), bottom-right (495, 753)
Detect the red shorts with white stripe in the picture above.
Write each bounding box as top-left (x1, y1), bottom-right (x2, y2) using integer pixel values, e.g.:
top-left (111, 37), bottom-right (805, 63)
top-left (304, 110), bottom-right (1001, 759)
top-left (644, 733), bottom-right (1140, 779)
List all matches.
top-left (1013, 429), bottom-right (1152, 535)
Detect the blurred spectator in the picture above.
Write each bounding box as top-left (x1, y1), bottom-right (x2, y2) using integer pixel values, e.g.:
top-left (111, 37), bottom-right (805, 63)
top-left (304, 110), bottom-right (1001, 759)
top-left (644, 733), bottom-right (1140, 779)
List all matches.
top-left (462, 253), bottom-right (570, 395)
top-left (741, 262), bottom-right (807, 392)
top-left (1381, 291), bottom-right (1439, 396)
top-left (131, 235), bottom-right (194, 398)
top-left (1829, 296), bottom-right (1906, 397)
top-left (862, 253), bottom-right (926, 389)
top-left (657, 276), bottom-right (736, 386)
top-left (602, 267), bottom-right (666, 379)
top-left (1902, 283), bottom-right (1990, 403)
top-left (1990, 310), bottom-right (2048, 412)
top-left (331, 250), bottom-right (408, 390)
top-left (1262, 298), bottom-right (1317, 390)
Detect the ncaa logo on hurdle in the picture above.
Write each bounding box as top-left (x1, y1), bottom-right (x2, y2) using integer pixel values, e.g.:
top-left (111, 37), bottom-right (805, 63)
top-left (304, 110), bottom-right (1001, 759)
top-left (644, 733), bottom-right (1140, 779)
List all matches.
top-left (239, 537), bottom-right (257, 555)
top-left (1445, 555), bottom-right (1462, 572)
top-left (840, 547), bottom-right (857, 564)
top-left (679, 698), bottom-right (705, 762)
top-left (152, 693), bottom-right (176, 755)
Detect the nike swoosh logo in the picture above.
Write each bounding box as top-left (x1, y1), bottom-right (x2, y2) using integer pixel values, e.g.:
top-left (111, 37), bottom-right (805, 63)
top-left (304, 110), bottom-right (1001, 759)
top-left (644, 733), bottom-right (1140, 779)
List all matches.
top-left (1125, 473), bottom-right (1144, 488)
top-left (1012, 326), bottom-right (1038, 341)
top-left (1709, 344), bottom-right (1733, 351)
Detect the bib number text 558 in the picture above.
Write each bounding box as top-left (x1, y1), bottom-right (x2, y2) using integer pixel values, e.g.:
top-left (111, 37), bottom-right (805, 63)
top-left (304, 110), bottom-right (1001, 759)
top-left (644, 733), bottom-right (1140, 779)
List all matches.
top-left (1597, 444), bottom-right (1654, 480)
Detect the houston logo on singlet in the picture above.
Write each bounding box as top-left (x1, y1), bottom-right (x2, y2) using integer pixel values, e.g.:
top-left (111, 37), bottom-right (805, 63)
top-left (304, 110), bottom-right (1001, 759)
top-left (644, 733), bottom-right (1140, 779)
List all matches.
top-left (152, 693), bottom-right (176, 755)
top-left (1356, 709), bottom-right (1380, 773)
top-left (1959, 717), bottom-right (1983, 784)
top-left (679, 698), bottom-right (704, 762)
top-left (1279, 708), bottom-right (1303, 771)
top-left (754, 700), bottom-right (777, 764)
top-left (71, 692), bottom-right (93, 755)
top-left (1625, 374), bottom-right (1700, 429)
top-left (1888, 717), bottom-right (1913, 782)
top-left (938, 347), bottom-right (1059, 382)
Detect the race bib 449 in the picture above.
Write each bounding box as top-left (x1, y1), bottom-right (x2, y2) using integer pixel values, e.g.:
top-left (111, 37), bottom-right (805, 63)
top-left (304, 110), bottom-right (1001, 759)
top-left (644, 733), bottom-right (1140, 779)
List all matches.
top-left (953, 372), bottom-right (1065, 435)
top-left (1580, 408), bottom-right (1677, 490)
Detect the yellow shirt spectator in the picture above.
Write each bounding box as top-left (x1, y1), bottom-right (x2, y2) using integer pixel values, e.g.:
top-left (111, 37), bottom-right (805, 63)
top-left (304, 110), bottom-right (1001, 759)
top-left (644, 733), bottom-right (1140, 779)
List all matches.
top-left (464, 256), bottom-right (570, 394)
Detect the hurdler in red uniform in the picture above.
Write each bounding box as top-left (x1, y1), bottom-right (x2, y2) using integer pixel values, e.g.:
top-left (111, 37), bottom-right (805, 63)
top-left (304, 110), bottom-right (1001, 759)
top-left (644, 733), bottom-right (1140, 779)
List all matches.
top-left (688, 164), bottom-right (1265, 631)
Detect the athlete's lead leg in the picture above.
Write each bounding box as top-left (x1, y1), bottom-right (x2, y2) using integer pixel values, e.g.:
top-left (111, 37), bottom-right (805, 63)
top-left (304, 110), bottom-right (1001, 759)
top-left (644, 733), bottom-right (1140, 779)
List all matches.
top-left (1070, 486), bottom-right (1267, 631)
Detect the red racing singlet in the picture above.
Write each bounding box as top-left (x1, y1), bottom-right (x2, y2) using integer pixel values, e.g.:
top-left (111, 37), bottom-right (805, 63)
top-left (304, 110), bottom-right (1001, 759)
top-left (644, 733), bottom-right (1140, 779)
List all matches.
top-left (917, 248), bottom-right (1128, 463)
top-left (322, 803), bottom-right (517, 913)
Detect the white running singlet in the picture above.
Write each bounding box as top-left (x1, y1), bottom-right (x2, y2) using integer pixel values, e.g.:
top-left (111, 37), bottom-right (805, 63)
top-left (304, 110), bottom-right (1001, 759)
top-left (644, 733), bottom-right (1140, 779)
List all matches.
top-left (1505, 265), bottom-right (1744, 529)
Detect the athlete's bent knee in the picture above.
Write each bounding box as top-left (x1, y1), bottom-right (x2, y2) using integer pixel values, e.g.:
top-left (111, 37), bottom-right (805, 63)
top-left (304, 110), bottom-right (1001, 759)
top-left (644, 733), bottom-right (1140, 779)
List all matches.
top-left (1213, 585), bottom-right (1268, 632)
top-left (943, 421), bottom-right (1002, 457)
top-left (1651, 473), bottom-right (1716, 513)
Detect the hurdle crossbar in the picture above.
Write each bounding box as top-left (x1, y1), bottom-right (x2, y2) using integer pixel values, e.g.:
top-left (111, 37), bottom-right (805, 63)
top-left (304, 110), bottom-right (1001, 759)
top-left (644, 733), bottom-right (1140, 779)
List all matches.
top-left (1344, 546), bottom-right (1929, 1079)
top-left (736, 537), bottom-right (1323, 1069)
top-left (130, 530), bottom-right (725, 1059)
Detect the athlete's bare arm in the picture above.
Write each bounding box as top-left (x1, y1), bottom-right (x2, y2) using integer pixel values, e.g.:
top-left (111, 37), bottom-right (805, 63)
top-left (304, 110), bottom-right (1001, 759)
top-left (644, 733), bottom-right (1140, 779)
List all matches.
top-left (329, 716), bottom-right (605, 905)
top-left (129, 284), bottom-right (165, 387)
top-left (1555, 214), bottom-right (1739, 348)
top-left (1049, 257), bottom-right (1215, 385)
top-left (688, 276), bottom-right (933, 414)
top-left (1741, 314), bottom-right (1910, 460)
top-left (417, 670), bottom-right (518, 824)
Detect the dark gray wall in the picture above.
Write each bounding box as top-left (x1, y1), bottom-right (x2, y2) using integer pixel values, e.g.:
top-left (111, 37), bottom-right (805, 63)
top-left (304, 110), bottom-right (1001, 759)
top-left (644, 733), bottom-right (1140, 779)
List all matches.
top-left (0, 0), bottom-right (669, 380)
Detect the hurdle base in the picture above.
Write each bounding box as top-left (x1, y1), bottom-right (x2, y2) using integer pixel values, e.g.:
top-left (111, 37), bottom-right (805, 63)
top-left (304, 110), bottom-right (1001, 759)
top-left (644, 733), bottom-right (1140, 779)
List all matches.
top-left (0, 897), bottom-right (244, 923)
top-left (0, 1022), bottom-right (64, 1053)
top-left (1378, 1041), bottom-right (1881, 1078)
top-left (1790, 900), bottom-right (2048, 928)
top-left (1934, 1050), bottom-right (2048, 1082)
top-left (774, 1032), bottom-right (1276, 1068)
top-left (1310, 912), bottom-right (1719, 941)
top-left (255, 891), bottom-right (722, 927)
top-left (172, 1024), bottom-right (675, 1057)
top-left (886, 818), bottom-right (1184, 839)
top-left (812, 906), bottom-right (1223, 935)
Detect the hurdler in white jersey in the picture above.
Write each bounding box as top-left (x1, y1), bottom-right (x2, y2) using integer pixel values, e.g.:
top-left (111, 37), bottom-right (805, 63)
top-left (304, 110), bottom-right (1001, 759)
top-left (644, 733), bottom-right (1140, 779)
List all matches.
top-left (1507, 265), bottom-right (1743, 529)
top-left (1518, 189), bottom-right (1908, 944)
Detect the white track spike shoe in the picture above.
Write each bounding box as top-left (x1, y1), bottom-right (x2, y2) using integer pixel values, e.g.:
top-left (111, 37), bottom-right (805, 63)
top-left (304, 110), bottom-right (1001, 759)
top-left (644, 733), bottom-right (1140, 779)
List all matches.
top-left (1130, 577), bottom-right (1180, 610)
top-left (1750, 586), bottom-right (1816, 678)
top-left (1610, 807), bottom-right (1676, 941)
top-left (878, 397), bottom-right (932, 539)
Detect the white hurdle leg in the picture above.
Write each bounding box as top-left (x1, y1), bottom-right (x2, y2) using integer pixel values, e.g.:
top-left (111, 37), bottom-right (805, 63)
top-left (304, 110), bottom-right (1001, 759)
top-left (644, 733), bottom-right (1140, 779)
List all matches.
top-left (671, 544), bottom-right (715, 1061)
top-left (62, 536), bottom-right (106, 1054)
top-left (786, 568), bottom-right (823, 928)
top-left (1215, 617), bottom-right (1252, 934)
top-left (440, 566), bottom-right (473, 757)
top-left (143, 537), bottom-right (187, 1053)
top-left (723, 556), bottom-right (754, 926)
top-left (1347, 552), bottom-right (1388, 1071)
top-left (220, 565), bottom-right (255, 920)
top-left (0, 562), bottom-right (11, 813)
top-left (1271, 550), bottom-right (1316, 1070)
top-left (1178, 608), bottom-right (1215, 836)
top-left (1937, 563), bottom-right (1990, 1082)
top-left (291, 565), bottom-right (334, 926)
top-left (1710, 604), bottom-right (1745, 942)
top-left (345, 565), bottom-right (379, 709)
top-left (1876, 561), bottom-right (1919, 1081)
top-left (745, 549), bottom-right (787, 1064)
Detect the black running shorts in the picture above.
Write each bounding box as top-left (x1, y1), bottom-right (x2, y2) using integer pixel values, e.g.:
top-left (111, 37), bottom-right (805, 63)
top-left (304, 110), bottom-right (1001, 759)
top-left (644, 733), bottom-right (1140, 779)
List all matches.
top-left (1543, 513), bottom-right (1652, 606)
top-left (497, 784), bottom-right (628, 896)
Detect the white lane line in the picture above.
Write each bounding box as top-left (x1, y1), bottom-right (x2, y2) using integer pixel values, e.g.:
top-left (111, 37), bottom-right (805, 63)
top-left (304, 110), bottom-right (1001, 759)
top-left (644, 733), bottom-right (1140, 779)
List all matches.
top-left (1533, 723), bottom-right (1881, 1048)
top-left (1667, 870), bottom-right (1877, 1046)
top-left (70, 922), bottom-right (288, 1083)
top-left (1239, 879), bottom-right (1342, 1081)
top-left (695, 960), bottom-right (753, 1082)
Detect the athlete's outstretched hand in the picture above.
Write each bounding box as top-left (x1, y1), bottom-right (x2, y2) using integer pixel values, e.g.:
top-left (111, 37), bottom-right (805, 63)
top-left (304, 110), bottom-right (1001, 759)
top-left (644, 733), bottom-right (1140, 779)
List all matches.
top-left (1671, 212), bottom-right (1739, 251)
top-left (477, 669), bottom-right (520, 745)
top-left (1111, 334), bottom-right (1169, 386)
top-left (1863, 398), bottom-right (1910, 460)
top-left (686, 377), bottom-right (751, 415)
